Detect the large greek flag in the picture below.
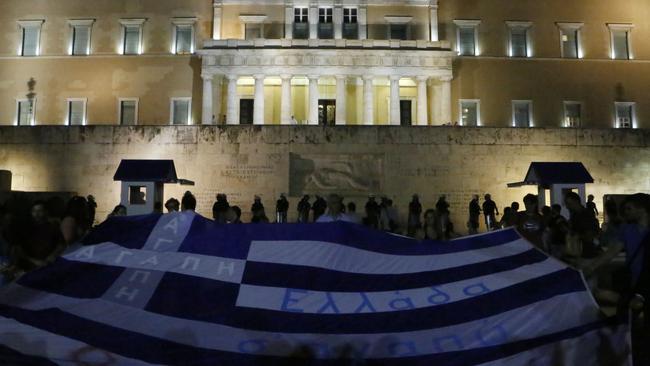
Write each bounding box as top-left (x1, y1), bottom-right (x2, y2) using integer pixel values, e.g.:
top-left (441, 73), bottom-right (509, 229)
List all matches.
top-left (0, 212), bottom-right (630, 365)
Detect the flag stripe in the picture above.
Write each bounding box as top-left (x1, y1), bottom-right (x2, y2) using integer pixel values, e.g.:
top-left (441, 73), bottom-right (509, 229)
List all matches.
top-left (246, 238), bottom-right (532, 274)
top-left (0, 290), bottom-right (598, 360)
top-left (241, 249), bottom-right (548, 292)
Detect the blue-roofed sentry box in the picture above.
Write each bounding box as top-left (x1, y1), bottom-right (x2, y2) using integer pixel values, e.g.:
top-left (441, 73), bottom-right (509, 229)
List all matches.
top-left (113, 160), bottom-right (178, 216)
top-left (508, 162), bottom-right (594, 218)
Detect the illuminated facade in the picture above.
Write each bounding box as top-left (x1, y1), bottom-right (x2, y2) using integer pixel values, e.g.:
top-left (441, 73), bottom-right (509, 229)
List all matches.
top-left (1, 0), bottom-right (648, 128)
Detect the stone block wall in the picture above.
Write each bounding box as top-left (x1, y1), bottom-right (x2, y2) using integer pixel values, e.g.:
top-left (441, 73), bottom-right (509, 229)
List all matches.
top-left (0, 126), bottom-right (648, 231)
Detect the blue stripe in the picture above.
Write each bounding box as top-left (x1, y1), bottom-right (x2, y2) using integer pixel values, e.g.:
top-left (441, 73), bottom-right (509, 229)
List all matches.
top-left (0, 303), bottom-right (618, 366)
top-left (178, 221), bottom-right (522, 259)
top-left (16, 258), bottom-right (124, 299)
top-left (83, 213), bottom-right (162, 249)
top-left (145, 269), bottom-right (585, 333)
top-left (242, 249), bottom-right (548, 292)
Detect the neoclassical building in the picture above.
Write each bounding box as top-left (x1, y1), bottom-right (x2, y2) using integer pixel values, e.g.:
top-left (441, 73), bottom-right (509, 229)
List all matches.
top-left (1, 0), bottom-right (649, 128)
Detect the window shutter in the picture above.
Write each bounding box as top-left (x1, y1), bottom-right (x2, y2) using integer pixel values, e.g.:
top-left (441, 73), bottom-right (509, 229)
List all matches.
top-left (459, 27), bottom-right (475, 55)
top-left (511, 28), bottom-right (527, 57)
top-left (22, 27), bottom-right (39, 56)
top-left (173, 100), bottom-right (189, 125)
top-left (176, 26), bottom-right (192, 54)
top-left (18, 101), bottom-right (32, 125)
top-left (121, 101), bottom-right (136, 125)
top-left (69, 101), bottom-right (85, 125)
top-left (612, 31), bottom-right (629, 59)
top-left (124, 26), bottom-right (140, 54)
top-left (73, 26), bottom-right (90, 55)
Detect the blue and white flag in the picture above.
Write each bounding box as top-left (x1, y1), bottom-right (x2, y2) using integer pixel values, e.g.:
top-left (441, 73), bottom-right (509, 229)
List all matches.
top-left (0, 212), bottom-right (630, 365)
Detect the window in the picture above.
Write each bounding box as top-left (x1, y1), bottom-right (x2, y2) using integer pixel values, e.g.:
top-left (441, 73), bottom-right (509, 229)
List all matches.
top-left (615, 102), bottom-right (635, 128)
top-left (240, 15), bottom-right (267, 40)
top-left (68, 19), bottom-right (95, 56)
top-left (512, 100), bottom-right (532, 127)
top-left (119, 99), bottom-right (138, 125)
top-left (343, 8), bottom-right (358, 39)
top-left (171, 98), bottom-right (191, 125)
top-left (293, 8), bottom-right (309, 39)
top-left (18, 20), bottom-right (44, 56)
top-left (129, 186), bottom-right (147, 205)
top-left (557, 23), bottom-right (583, 59)
top-left (120, 19), bottom-right (145, 55)
top-left (608, 24), bottom-right (633, 60)
top-left (172, 18), bottom-right (197, 55)
top-left (459, 100), bottom-right (480, 126)
top-left (16, 99), bottom-right (36, 126)
top-left (563, 102), bottom-right (582, 127)
top-left (507, 21), bottom-right (532, 58)
top-left (318, 8), bottom-right (333, 39)
top-left (454, 20), bottom-right (481, 56)
top-left (386, 16), bottom-right (412, 41)
top-left (67, 99), bottom-right (87, 126)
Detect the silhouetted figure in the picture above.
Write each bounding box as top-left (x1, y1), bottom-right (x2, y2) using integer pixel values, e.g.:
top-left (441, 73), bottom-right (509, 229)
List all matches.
top-left (407, 194), bottom-right (422, 237)
top-left (586, 194), bottom-right (599, 218)
top-left (346, 202), bottom-right (362, 224)
top-left (212, 193), bottom-right (230, 224)
top-left (297, 195), bottom-right (311, 223)
top-left (436, 195), bottom-right (452, 238)
top-left (364, 196), bottom-right (380, 229)
top-left (251, 196), bottom-right (269, 223)
top-left (468, 195), bottom-right (481, 235)
top-left (165, 198), bottom-right (180, 213)
top-left (60, 196), bottom-right (92, 246)
top-left (226, 206), bottom-right (242, 224)
top-left (436, 195), bottom-right (450, 216)
top-left (86, 195), bottom-right (97, 226)
top-left (545, 204), bottom-right (568, 257)
top-left (516, 194), bottom-right (545, 249)
top-left (181, 191), bottom-right (196, 212)
top-left (565, 192), bottom-right (600, 258)
top-left (312, 195), bottom-right (327, 223)
top-left (276, 193), bottom-right (289, 223)
top-left (482, 194), bottom-right (499, 231)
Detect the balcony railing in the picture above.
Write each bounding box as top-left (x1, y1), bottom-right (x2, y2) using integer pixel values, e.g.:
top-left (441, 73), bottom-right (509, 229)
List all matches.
top-left (203, 38), bottom-right (451, 50)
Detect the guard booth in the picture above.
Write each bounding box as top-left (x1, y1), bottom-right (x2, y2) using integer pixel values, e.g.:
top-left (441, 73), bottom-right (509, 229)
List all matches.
top-left (113, 160), bottom-right (183, 216)
top-left (508, 162), bottom-right (594, 218)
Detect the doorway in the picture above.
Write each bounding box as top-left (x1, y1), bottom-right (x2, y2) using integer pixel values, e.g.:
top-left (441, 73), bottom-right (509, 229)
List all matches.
top-left (318, 99), bottom-right (336, 126)
top-left (239, 99), bottom-right (254, 125)
top-left (400, 100), bottom-right (412, 126)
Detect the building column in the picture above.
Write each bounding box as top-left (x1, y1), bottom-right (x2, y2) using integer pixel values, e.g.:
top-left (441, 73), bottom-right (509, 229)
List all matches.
top-left (201, 74), bottom-right (213, 125)
top-left (416, 76), bottom-right (428, 126)
top-left (363, 75), bottom-right (374, 125)
top-left (284, 5), bottom-right (293, 39)
top-left (253, 74), bottom-right (265, 125)
top-left (429, 0), bottom-right (439, 42)
top-left (440, 76), bottom-right (452, 125)
top-left (309, 5), bottom-right (318, 39)
top-left (308, 75), bottom-right (319, 125)
top-left (280, 74), bottom-right (292, 125)
top-left (213, 1), bottom-right (222, 40)
top-left (359, 6), bottom-right (368, 40)
top-left (213, 76), bottom-right (222, 124)
top-left (390, 76), bottom-right (401, 126)
top-left (333, 5), bottom-right (343, 39)
top-left (226, 75), bottom-right (238, 125)
top-left (335, 75), bottom-right (347, 125)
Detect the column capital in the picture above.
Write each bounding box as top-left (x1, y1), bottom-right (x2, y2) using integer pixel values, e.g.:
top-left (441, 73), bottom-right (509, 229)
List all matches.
top-left (226, 74), bottom-right (239, 81)
top-left (308, 75), bottom-right (320, 81)
top-left (335, 75), bottom-right (348, 81)
top-left (253, 74), bottom-right (266, 80)
top-left (201, 73), bottom-right (214, 81)
top-left (280, 74), bottom-right (293, 81)
top-left (416, 76), bottom-right (430, 83)
top-left (362, 75), bottom-right (374, 81)
top-left (438, 75), bottom-right (453, 83)
top-left (389, 75), bottom-right (401, 82)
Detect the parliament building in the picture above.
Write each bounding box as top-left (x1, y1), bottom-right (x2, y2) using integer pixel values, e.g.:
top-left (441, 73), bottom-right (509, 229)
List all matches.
top-left (1, 0), bottom-right (648, 129)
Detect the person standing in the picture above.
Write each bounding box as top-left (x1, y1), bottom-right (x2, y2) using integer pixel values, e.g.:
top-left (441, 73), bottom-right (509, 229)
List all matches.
top-left (564, 192), bottom-right (600, 258)
top-left (164, 198), bottom-right (180, 213)
top-left (516, 194), bottom-right (545, 249)
top-left (212, 193), bottom-right (230, 224)
top-left (312, 195), bottom-right (327, 223)
top-left (407, 194), bottom-right (422, 237)
top-left (276, 193), bottom-right (289, 223)
top-left (297, 195), bottom-right (311, 223)
top-left (364, 195), bottom-right (380, 229)
top-left (468, 195), bottom-right (481, 235)
top-left (586, 194), bottom-right (599, 218)
top-left (482, 194), bottom-right (499, 231)
top-left (251, 196), bottom-right (269, 223)
top-left (316, 194), bottom-right (356, 223)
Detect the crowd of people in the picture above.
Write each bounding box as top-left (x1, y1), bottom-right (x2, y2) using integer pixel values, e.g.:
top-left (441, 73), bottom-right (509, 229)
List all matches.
top-left (0, 189), bottom-right (648, 361)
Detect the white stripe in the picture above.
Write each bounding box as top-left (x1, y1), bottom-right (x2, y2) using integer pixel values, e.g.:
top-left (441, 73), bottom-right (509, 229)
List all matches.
top-left (235, 258), bottom-right (566, 313)
top-left (0, 315), bottom-right (161, 366)
top-left (476, 324), bottom-right (631, 366)
top-left (0, 284), bottom-right (599, 359)
top-left (63, 242), bottom-right (245, 283)
top-left (247, 238), bottom-right (532, 274)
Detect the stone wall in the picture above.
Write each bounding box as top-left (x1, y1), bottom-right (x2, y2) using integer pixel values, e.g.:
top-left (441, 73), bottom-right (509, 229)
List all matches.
top-left (1, 126), bottom-right (649, 231)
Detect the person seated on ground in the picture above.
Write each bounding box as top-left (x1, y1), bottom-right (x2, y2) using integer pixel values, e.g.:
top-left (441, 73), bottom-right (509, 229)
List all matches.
top-left (165, 198), bottom-right (180, 213)
top-left (316, 194), bottom-right (356, 223)
top-left (181, 191), bottom-right (196, 212)
top-left (345, 202), bottom-right (362, 225)
top-left (60, 196), bottom-right (92, 246)
top-left (107, 205), bottom-right (127, 219)
top-left (565, 191), bottom-right (601, 258)
top-left (516, 194), bottom-right (545, 249)
top-left (226, 206), bottom-right (242, 224)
